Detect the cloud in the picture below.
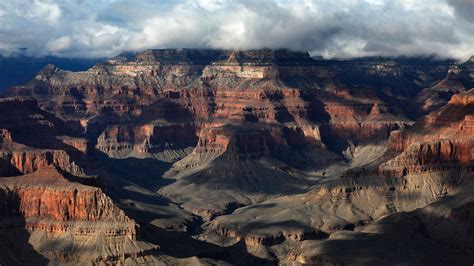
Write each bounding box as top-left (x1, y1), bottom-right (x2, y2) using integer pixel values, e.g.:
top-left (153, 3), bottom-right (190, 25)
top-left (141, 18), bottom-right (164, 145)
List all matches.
top-left (30, 0), bottom-right (62, 24)
top-left (0, 0), bottom-right (472, 60)
top-left (446, 0), bottom-right (474, 22)
top-left (46, 36), bottom-right (72, 53)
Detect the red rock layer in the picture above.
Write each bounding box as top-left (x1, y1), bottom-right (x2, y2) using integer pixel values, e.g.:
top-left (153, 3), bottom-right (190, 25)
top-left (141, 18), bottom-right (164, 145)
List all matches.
top-left (193, 125), bottom-right (270, 159)
top-left (391, 90), bottom-right (474, 150)
top-left (0, 146), bottom-right (83, 176)
top-left (0, 167), bottom-right (136, 238)
top-left (316, 91), bottom-right (412, 144)
top-left (0, 99), bottom-right (86, 177)
top-left (191, 122), bottom-right (323, 161)
top-left (11, 149), bottom-right (79, 174)
top-left (0, 167), bottom-right (162, 264)
top-left (57, 136), bottom-right (88, 153)
top-left (382, 89), bottom-right (474, 177)
top-left (380, 140), bottom-right (474, 177)
top-left (193, 126), bottom-right (232, 155)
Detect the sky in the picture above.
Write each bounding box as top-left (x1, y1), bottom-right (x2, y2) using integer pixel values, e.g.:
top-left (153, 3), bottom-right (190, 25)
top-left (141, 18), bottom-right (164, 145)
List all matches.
top-left (0, 0), bottom-right (472, 60)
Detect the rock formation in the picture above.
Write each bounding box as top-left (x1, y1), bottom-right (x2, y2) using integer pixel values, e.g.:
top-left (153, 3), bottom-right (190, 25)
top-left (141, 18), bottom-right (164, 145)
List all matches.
top-left (1, 49), bottom-right (473, 264)
top-left (380, 89), bottom-right (474, 177)
top-left (0, 167), bottom-right (158, 265)
top-left (96, 122), bottom-right (196, 160)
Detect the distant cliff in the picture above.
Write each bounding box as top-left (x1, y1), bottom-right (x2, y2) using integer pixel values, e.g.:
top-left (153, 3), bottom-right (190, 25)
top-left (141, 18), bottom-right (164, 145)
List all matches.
top-left (0, 55), bottom-right (101, 91)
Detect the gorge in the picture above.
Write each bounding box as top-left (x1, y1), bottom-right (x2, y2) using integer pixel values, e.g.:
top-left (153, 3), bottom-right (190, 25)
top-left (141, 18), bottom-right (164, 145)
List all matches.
top-left (0, 49), bottom-right (473, 265)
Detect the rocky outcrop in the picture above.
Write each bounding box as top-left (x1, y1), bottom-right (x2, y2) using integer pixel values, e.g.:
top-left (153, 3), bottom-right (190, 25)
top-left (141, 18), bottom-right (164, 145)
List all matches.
top-left (317, 93), bottom-right (413, 149)
top-left (160, 123), bottom-right (324, 219)
top-left (199, 125), bottom-right (271, 160)
top-left (0, 140), bottom-right (84, 177)
top-left (380, 139), bottom-right (474, 177)
top-left (0, 98), bottom-right (89, 178)
top-left (0, 167), bottom-right (158, 264)
top-left (212, 224), bottom-right (323, 246)
top-left (383, 89), bottom-right (474, 177)
top-left (57, 135), bottom-right (88, 153)
top-left (414, 56), bottom-right (474, 115)
top-left (0, 187), bottom-right (133, 233)
top-left (175, 121), bottom-right (324, 170)
top-left (96, 122), bottom-right (196, 160)
top-left (11, 149), bottom-right (81, 175)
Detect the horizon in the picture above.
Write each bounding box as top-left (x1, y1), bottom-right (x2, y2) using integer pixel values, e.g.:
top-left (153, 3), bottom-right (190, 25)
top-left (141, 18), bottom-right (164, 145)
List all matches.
top-left (0, 0), bottom-right (473, 60)
top-left (1, 47), bottom-right (471, 62)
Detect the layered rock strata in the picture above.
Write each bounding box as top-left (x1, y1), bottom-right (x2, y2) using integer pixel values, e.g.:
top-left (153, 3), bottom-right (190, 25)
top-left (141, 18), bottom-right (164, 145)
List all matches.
top-left (0, 167), bottom-right (158, 264)
top-left (2, 49), bottom-right (473, 264)
top-left (380, 89), bottom-right (474, 177)
top-left (96, 122), bottom-right (196, 160)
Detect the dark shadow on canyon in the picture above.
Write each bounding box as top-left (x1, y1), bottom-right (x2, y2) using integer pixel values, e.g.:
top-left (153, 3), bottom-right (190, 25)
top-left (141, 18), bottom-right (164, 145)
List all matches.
top-left (170, 155), bottom-right (317, 196)
top-left (0, 191), bottom-right (49, 265)
top-left (89, 153), bottom-right (277, 264)
top-left (91, 150), bottom-right (176, 197)
top-left (312, 210), bottom-right (474, 265)
top-left (139, 224), bottom-right (276, 265)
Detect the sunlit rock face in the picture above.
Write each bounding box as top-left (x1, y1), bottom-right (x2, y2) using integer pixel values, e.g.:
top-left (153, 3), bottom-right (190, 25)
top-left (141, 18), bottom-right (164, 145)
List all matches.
top-left (0, 167), bottom-right (159, 265)
top-left (2, 49), bottom-right (474, 264)
top-left (380, 89), bottom-right (474, 177)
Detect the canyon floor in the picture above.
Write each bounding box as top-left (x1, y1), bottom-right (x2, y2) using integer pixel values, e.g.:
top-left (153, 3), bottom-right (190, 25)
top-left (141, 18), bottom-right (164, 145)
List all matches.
top-left (0, 49), bottom-right (473, 265)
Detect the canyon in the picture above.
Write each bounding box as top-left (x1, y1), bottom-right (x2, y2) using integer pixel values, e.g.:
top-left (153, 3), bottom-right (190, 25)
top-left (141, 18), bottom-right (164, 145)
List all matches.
top-left (0, 49), bottom-right (473, 265)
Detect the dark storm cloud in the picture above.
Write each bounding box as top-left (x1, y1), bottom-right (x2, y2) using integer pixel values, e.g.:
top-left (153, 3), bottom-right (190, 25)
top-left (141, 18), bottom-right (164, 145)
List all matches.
top-left (446, 0), bottom-right (474, 22)
top-left (0, 0), bottom-right (472, 60)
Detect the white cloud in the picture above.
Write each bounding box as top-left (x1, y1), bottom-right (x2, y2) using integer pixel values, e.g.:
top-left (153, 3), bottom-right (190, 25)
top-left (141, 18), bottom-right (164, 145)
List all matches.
top-left (0, 0), bottom-right (472, 60)
top-left (46, 36), bottom-right (72, 53)
top-left (31, 0), bottom-right (62, 24)
top-left (91, 32), bottom-right (122, 50)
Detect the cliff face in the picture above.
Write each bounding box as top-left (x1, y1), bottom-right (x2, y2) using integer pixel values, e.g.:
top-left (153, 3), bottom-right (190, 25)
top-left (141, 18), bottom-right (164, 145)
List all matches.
top-left (0, 132), bottom-right (84, 178)
top-left (57, 135), bottom-right (88, 153)
top-left (414, 57), bottom-right (474, 115)
top-left (380, 139), bottom-right (473, 177)
top-left (0, 97), bottom-right (93, 179)
top-left (1, 186), bottom-right (131, 225)
top-left (5, 49), bottom-right (469, 211)
top-left (6, 148), bottom-right (82, 175)
top-left (381, 89), bottom-right (474, 177)
top-left (318, 95), bottom-right (413, 148)
top-left (0, 167), bottom-right (158, 264)
top-left (0, 98), bottom-right (161, 264)
top-left (96, 122), bottom-right (197, 160)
